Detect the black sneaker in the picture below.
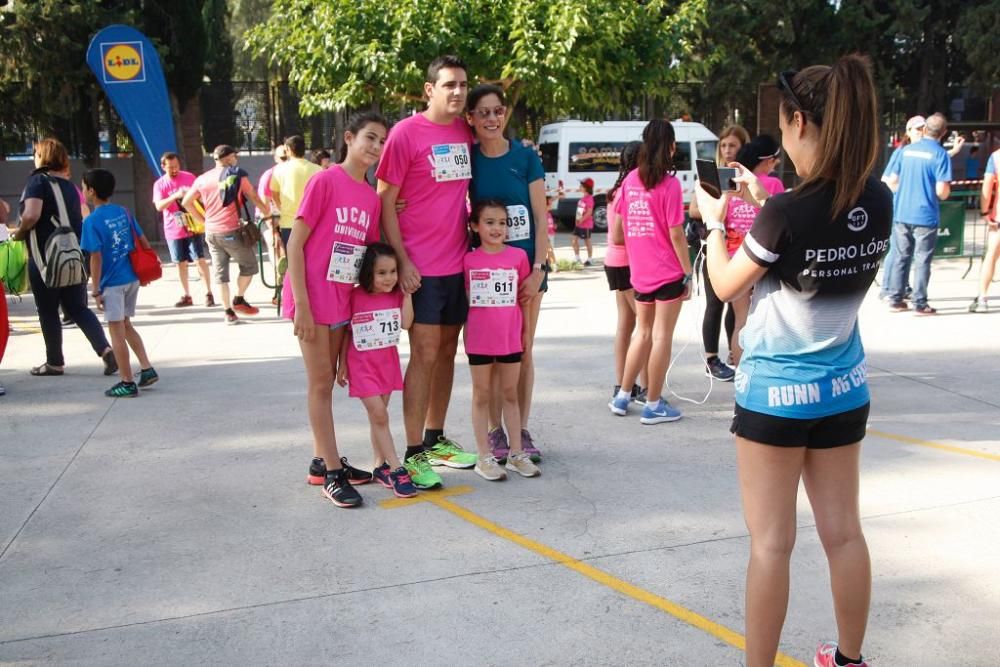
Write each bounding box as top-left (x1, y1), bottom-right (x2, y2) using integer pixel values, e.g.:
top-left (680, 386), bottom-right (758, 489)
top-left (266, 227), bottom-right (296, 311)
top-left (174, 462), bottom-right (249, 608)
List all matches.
top-left (102, 349), bottom-right (118, 376)
top-left (373, 463), bottom-right (392, 488)
top-left (306, 457), bottom-right (326, 486)
top-left (631, 384), bottom-right (648, 404)
top-left (705, 356), bottom-right (735, 381)
top-left (322, 469), bottom-right (363, 508)
top-left (137, 367), bottom-right (159, 388)
top-left (340, 457), bottom-right (373, 485)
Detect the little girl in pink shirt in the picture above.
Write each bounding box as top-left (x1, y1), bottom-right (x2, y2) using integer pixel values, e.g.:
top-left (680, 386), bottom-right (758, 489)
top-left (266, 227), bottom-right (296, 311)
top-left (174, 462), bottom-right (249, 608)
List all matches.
top-left (463, 200), bottom-right (540, 482)
top-left (337, 242), bottom-right (417, 499)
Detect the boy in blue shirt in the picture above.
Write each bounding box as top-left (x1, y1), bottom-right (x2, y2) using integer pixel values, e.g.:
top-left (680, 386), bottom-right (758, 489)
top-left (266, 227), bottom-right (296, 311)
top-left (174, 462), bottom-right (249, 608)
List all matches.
top-left (81, 169), bottom-right (158, 397)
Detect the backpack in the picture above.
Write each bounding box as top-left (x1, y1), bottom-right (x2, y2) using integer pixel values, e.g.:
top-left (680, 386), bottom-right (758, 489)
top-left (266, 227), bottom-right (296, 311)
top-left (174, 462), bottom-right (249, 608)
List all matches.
top-left (0, 238), bottom-right (28, 295)
top-left (218, 166), bottom-right (260, 246)
top-left (28, 176), bottom-right (86, 288)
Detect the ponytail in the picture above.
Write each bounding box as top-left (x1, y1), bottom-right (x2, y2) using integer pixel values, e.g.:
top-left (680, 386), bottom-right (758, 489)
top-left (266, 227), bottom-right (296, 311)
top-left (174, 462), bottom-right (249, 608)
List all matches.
top-left (608, 141), bottom-right (641, 203)
top-left (779, 54), bottom-right (879, 218)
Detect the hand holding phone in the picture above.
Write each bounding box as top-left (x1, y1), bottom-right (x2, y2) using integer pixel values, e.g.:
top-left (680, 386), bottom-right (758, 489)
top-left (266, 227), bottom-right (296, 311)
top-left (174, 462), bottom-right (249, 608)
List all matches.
top-left (696, 159), bottom-right (737, 199)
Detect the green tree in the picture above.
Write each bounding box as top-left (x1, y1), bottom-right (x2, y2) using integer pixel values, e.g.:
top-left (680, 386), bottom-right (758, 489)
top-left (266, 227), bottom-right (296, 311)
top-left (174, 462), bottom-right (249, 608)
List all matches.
top-left (956, 0), bottom-right (1000, 93)
top-left (247, 0), bottom-right (703, 126)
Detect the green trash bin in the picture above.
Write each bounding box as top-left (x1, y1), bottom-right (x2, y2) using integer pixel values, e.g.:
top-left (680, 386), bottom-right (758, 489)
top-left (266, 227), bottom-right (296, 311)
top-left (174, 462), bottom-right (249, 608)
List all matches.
top-left (934, 201), bottom-right (965, 258)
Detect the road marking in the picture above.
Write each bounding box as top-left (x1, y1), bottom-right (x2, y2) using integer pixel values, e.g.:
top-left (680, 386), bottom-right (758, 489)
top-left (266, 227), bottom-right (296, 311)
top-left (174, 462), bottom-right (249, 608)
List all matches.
top-left (383, 487), bottom-right (804, 666)
top-left (377, 484), bottom-right (474, 509)
top-left (869, 429), bottom-right (1000, 462)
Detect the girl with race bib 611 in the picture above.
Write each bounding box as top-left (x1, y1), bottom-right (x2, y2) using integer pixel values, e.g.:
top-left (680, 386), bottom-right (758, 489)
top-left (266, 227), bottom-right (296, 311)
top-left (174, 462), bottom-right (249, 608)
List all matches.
top-left (283, 111), bottom-right (389, 509)
top-left (463, 199), bottom-right (541, 482)
top-left (467, 84), bottom-right (548, 464)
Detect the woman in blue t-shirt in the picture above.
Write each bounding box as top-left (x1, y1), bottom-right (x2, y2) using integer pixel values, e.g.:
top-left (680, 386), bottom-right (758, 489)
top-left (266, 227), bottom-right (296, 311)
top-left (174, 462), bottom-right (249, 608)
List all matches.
top-left (696, 57), bottom-right (892, 667)
top-left (467, 84), bottom-right (548, 464)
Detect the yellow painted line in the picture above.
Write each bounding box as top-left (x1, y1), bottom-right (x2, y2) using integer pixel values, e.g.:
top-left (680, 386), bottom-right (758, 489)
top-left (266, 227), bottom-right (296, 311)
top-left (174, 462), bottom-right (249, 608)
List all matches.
top-left (869, 429), bottom-right (1000, 462)
top-left (377, 484), bottom-right (475, 509)
top-left (428, 495), bottom-right (805, 667)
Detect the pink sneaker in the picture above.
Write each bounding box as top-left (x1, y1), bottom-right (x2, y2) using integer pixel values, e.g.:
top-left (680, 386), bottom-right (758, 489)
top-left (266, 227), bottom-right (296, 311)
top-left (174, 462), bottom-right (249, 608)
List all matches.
top-left (521, 429), bottom-right (542, 462)
top-left (488, 428), bottom-right (509, 463)
top-left (814, 642), bottom-right (867, 667)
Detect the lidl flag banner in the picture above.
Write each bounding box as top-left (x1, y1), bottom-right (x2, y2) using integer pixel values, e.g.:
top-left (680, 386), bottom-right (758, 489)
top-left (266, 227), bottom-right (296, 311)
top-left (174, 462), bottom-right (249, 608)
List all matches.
top-left (86, 25), bottom-right (176, 177)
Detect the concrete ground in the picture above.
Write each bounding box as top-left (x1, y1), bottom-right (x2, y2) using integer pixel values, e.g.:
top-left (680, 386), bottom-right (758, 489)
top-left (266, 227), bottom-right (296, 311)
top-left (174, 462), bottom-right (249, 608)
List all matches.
top-left (1, 234), bottom-right (998, 666)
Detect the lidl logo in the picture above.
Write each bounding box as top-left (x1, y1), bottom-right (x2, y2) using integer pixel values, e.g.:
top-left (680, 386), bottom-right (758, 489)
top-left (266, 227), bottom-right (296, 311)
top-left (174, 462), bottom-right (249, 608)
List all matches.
top-left (101, 42), bottom-right (145, 83)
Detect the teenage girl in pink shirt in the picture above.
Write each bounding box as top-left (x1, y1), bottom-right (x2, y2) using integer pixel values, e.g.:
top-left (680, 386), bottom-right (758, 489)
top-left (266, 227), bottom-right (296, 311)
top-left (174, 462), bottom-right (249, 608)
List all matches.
top-left (337, 242), bottom-right (417, 499)
top-left (608, 119), bottom-right (693, 424)
top-left (463, 199), bottom-right (541, 481)
top-left (285, 112), bottom-right (389, 509)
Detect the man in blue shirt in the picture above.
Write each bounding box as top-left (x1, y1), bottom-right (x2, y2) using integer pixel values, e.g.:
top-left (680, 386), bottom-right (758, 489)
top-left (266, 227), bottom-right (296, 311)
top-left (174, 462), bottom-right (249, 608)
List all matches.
top-left (883, 112), bottom-right (952, 315)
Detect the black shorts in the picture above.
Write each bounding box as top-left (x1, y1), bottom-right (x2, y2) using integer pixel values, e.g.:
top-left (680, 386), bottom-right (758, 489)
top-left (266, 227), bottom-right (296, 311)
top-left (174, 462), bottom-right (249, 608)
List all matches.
top-left (604, 265), bottom-right (632, 291)
top-left (412, 273), bottom-right (468, 326)
top-left (573, 227), bottom-right (592, 239)
top-left (468, 352), bottom-right (523, 366)
top-left (635, 277), bottom-right (687, 303)
top-left (730, 402), bottom-right (870, 449)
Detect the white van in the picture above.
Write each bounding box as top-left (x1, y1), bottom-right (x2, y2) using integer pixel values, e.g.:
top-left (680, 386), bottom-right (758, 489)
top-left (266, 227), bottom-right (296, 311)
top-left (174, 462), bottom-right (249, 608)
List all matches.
top-left (537, 120), bottom-right (719, 231)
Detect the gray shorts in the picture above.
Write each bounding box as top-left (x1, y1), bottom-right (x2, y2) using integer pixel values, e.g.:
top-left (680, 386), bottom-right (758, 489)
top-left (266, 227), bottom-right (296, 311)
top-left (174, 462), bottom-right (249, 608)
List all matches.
top-left (206, 231), bottom-right (259, 284)
top-left (103, 280), bottom-right (139, 323)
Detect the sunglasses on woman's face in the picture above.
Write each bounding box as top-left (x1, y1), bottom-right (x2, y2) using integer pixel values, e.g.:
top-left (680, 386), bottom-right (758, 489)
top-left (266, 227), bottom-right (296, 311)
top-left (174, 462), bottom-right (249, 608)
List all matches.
top-left (777, 70), bottom-right (803, 110)
top-left (472, 106), bottom-right (507, 119)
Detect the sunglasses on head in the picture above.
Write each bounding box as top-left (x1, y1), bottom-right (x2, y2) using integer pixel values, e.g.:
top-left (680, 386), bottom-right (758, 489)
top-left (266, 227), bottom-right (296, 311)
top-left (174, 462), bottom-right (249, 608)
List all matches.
top-left (777, 70), bottom-right (803, 109)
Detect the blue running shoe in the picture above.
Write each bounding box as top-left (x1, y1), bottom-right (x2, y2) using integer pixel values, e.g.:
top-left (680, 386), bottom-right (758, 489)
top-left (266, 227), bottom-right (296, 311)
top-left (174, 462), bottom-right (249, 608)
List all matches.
top-left (640, 398), bottom-right (681, 424)
top-left (608, 394), bottom-right (630, 416)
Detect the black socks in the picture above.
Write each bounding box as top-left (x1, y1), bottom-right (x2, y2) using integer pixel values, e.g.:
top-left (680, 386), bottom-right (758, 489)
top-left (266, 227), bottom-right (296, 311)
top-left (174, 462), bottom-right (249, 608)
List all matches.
top-left (835, 649), bottom-right (863, 666)
top-left (422, 429), bottom-right (444, 448)
top-left (405, 445), bottom-right (426, 461)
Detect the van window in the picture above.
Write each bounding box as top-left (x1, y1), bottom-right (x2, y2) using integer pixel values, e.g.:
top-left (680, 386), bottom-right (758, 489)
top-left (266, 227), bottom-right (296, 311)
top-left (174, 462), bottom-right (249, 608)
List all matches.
top-left (539, 143), bottom-right (559, 172)
top-left (696, 141), bottom-right (718, 162)
top-left (674, 143), bottom-right (692, 172)
top-left (568, 142), bottom-right (626, 172)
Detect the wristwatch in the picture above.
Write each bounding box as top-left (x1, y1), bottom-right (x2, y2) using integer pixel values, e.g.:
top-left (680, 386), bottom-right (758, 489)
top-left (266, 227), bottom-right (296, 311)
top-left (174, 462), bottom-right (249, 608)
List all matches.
top-left (533, 262), bottom-right (543, 271)
top-left (706, 221), bottom-right (726, 234)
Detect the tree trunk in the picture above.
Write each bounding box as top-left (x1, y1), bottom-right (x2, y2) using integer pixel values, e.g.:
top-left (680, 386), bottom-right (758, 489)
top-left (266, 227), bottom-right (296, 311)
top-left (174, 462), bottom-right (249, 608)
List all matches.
top-left (178, 94), bottom-right (205, 173)
top-left (132, 155), bottom-right (160, 242)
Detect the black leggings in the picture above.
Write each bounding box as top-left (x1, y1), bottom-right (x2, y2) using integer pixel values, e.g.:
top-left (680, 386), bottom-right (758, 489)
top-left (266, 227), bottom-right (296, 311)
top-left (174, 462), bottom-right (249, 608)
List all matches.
top-left (29, 262), bottom-right (110, 367)
top-left (701, 260), bottom-right (735, 357)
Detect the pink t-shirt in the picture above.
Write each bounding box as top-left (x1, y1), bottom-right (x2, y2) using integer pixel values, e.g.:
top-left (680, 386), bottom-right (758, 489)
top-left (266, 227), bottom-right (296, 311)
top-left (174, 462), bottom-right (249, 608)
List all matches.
top-left (258, 167), bottom-right (275, 204)
top-left (604, 190), bottom-right (628, 268)
top-left (613, 170), bottom-right (685, 293)
top-left (463, 246), bottom-right (529, 356)
top-left (724, 174), bottom-right (785, 256)
top-left (375, 114), bottom-right (473, 277)
top-left (346, 287), bottom-right (405, 398)
top-left (546, 212), bottom-right (556, 237)
top-left (152, 171), bottom-right (197, 241)
top-left (281, 165), bottom-right (382, 325)
top-left (576, 194), bottom-right (594, 229)
top-left (191, 166), bottom-right (240, 234)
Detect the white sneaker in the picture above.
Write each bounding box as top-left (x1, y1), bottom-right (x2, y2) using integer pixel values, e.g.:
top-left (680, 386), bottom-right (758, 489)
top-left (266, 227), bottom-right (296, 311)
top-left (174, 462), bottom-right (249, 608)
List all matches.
top-left (475, 455), bottom-right (507, 481)
top-left (505, 452), bottom-right (540, 478)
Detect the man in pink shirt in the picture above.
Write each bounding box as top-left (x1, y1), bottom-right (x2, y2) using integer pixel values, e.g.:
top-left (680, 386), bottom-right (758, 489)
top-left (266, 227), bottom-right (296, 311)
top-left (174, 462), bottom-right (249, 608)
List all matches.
top-left (153, 152), bottom-right (214, 308)
top-left (376, 55), bottom-right (478, 472)
top-left (182, 145), bottom-right (269, 325)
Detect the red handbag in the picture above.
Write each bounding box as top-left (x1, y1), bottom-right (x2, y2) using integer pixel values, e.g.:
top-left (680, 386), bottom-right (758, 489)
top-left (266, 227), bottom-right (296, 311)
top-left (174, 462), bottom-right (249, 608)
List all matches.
top-left (129, 218), bottom-right (162, 286)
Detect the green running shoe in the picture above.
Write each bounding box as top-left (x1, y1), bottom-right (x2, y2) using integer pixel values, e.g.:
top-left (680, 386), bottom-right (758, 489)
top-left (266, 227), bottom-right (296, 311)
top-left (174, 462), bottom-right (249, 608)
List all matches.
top-left (403, 451), bottom-right (443, 489)
top-left (427, 436), bottom-right (477, 469)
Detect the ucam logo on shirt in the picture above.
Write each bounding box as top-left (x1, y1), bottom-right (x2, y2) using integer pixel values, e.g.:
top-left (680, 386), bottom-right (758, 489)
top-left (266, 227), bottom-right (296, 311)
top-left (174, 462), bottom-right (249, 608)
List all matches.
top-left (101, 42), bottom-right (145, 83)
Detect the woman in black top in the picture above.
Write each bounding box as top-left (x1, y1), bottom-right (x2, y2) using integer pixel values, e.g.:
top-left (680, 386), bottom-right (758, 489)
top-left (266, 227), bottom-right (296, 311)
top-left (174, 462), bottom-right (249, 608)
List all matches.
top-left (697, 56), bottom-right (891, 667)
top-left (12, 138), bottom-right (114, 376)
